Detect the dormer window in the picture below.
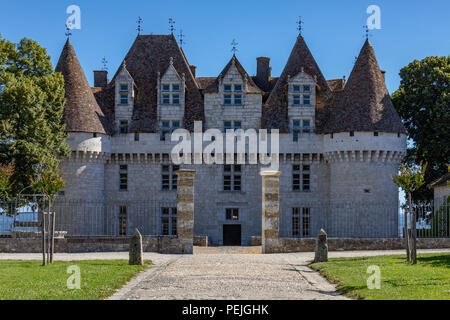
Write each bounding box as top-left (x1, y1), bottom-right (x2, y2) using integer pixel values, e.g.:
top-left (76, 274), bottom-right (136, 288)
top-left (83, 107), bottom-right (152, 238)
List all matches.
top-left (293, 85), bottom-right (301, 93)
top-left (303, 85), bottom-right (310, 93)
top-left (120, 84), bottom-right (129, 92)
top-left (161, 84), bottom-right (182, 105)
top-left (293, 119), bottom-right (312, 141)
top-left (293, 95), bottom-right (301, 106)
top-left (224, 120), bottom-right (241, 132)
top-left (160, 120), bottom-right (180, 141)
top-left (223, 84), bottom-right (243, 106)
top-left (120, 94), bottom-right (128, 105)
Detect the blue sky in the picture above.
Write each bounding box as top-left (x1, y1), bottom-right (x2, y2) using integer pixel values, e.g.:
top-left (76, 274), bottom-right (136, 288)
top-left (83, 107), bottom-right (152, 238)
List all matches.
top-left (0, 0), bottom-right (448, 93)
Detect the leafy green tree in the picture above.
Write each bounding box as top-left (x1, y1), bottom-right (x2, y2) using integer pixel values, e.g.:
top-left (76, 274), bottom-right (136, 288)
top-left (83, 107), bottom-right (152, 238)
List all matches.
top-left (391, 163), bottom-right (427, 264)
top-left (0, 163), bottom-right (14, 199)
top-left (0, 34), bottom-right (69, 196)
top-left (392, 56), bottom-right (450, 200)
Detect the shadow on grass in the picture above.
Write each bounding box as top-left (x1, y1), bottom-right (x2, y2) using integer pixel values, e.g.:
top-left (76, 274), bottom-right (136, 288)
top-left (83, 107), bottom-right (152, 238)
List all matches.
top-left (417, 254), bottom-right (450, 268)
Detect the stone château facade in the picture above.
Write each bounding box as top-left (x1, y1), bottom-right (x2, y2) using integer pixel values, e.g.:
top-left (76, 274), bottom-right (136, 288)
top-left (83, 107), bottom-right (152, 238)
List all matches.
top-left (55, 32), bottom-right (407, 246)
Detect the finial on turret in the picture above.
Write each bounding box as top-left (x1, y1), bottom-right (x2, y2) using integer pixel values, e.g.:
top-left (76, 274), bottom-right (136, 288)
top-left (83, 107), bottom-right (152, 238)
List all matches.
top-left (137, 16), bottom-right (143, 35)
top-left (65, 21), bottom-right (72, 38)
top-left (101, 57), bottom-right (108, 71)
top-left (169, 18), bottom-right (176, 34)
top-left (169, 57), bottom-right (174, 66)
top-left (231, 39), bottom-right (238, 56)
top-left (297, 16), bottom-right (303, 35)
top-left (178, 29), bottom-right (185, 48)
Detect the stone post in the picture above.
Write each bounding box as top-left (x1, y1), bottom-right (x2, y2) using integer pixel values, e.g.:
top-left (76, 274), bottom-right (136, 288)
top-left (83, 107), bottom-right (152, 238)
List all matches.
top-left (314, 229), bottom-right (328, 263)
top-left (260, 170), bottom-right (281, 254)
top-left (176, 170), bottom-right (196, 254)
top-left (129, 228), bottom-right (144, 266)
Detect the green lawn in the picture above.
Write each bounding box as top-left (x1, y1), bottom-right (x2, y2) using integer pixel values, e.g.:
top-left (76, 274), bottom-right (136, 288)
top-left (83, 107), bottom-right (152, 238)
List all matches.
top-left (0, 260), bottom-right (150, 300)
top-left (310, 253), bottom-right (450, 300)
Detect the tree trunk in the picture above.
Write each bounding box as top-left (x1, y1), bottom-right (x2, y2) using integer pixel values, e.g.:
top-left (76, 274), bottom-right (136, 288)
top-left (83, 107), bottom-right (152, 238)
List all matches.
top-left (405, 193), bottom-right (411, 262)
top-left (50, 200), bottom-right (55, 263)
top-left (408, 193), bottom-right (417, 264)
top-left (41, 205), bottom-right (46, 266)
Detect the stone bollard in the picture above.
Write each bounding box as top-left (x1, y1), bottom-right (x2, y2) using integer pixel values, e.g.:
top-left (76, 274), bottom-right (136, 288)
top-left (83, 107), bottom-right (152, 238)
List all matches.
top-left (129, 228), bottom-right (144, 266)
top-left (314, 229), bottom-right (328, 263)
top-left (176, 169), bottom-right (196, 254)
top-left (260, 170), bottom-right (281, 254)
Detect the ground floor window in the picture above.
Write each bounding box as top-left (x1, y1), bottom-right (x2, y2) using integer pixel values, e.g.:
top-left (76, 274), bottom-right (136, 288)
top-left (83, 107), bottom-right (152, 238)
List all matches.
top-left (161, 207), bottom-right (177, 235)
top-left (292, 207), bottom-right (311, 237)
top-left (226, 208), bottom-right (239, 221)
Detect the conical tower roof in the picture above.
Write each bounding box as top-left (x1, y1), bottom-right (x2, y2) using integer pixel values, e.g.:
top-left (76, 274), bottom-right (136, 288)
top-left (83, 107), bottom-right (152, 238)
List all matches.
top-left (322, 40), bottom-right (406, 134)
top-left (263, 35), bottom-right (331, 132)
top-left (56, 39), bottom-right (106, 134)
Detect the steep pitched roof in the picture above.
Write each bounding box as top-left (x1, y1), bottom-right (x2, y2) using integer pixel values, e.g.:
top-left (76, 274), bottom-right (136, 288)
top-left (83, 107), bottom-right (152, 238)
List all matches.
top-left (100, 34), bottom-right (204, 132)
top-left (203, 55), bottom-right (262, 94)
top-left (263, 35), bottom-right (332, 132)
top-left (320, 40), bottom-right (407, 134)
top-left (55, 39), bottom-right (107, 134)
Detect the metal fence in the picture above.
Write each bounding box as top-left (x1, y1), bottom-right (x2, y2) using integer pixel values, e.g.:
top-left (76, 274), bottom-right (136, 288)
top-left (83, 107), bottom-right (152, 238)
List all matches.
top-left (0, 198), bottom-right (176, 237)
top-left (1, 197), bottom-right (449, 238)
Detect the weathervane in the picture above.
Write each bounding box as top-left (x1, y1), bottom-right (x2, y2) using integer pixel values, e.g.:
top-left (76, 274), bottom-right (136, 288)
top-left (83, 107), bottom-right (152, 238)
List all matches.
top-left (178, 29), bottom-right (185, 47)
top-left (363, 24), bottom-right (371, 40)
top-left (169, 18), bottom-right (176, 34)
top-left (65, 21), bottom-right (72, 38)
top-left (297, 16), bottom-right (303, 35)
top-left (101, 57), bottom-right (108, 71)
top-left (231, 39), bottom-right (238, 55)
top-left (137, 16), bottom-right (143, 35)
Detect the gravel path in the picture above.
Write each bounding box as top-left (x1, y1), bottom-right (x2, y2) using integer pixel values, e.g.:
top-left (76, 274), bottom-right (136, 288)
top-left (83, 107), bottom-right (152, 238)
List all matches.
top-left (2, 248), bottom-right (448, 300)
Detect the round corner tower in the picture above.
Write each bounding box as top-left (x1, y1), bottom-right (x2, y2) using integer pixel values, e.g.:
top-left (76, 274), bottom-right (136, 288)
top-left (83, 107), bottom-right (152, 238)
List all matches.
top-left (55, 39), bottom-right (110, 202)
top-left (322, 39), bottom-right (407, 237)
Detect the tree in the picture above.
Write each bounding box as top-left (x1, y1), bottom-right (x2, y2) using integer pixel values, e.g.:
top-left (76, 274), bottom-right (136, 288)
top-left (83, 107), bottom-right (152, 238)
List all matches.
top-left (0, 163), bottom-right (14, 199)
top-left (391, 163), bottom-right (427, 264)
top-left (0, 34), bottom-right (70, 197)
top-left (391, 56), bottom-right (450, 200)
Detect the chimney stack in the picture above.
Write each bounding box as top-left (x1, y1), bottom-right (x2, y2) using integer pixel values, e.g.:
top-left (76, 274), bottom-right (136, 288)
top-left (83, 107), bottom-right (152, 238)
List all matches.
top-left (256, 57), bottom-right (271, 90)
top-left (190, 65), bottom-right (196, 78)
top-left (94, 70), bottom-right (109, 88)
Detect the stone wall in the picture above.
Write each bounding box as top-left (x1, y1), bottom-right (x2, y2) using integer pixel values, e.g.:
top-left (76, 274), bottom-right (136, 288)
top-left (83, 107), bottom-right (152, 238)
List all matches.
top-left (256, 237), bottom-right (450, 253)
top-left (0, 236), bottom-right (187, 254)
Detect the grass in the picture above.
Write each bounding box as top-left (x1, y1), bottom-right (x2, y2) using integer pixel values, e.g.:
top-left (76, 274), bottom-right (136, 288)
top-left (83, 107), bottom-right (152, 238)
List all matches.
top-left (310, 253), bottom-right (450, 300)
top-left (0, 260), bottom-right (150, 300)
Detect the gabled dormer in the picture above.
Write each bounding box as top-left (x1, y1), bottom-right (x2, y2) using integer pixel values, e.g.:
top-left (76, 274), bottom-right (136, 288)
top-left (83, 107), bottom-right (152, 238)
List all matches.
top-left (157, 57), bottom-right (186, 127)
top-left (203, 55), bottom-right (263, 130)
top-left (114, 61), bottom-right (135, 134)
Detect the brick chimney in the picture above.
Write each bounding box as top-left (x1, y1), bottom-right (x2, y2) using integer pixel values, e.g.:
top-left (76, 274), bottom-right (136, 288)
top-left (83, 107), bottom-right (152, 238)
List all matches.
top-left (256, 57), bottom-right (271, 90)
top-left (94, 70), bottom-right (109, 88)
top-left (190, 65), bottom-right (196, 78)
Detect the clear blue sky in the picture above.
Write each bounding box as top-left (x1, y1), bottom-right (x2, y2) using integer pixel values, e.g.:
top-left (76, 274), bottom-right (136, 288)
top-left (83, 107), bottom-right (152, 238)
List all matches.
top-left (0, 0), bottom-right (449, 93)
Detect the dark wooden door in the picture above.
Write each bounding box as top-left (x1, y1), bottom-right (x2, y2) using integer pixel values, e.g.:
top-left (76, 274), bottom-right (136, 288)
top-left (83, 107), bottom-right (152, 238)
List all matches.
top-left (223, 225), bottom-right (242, 246)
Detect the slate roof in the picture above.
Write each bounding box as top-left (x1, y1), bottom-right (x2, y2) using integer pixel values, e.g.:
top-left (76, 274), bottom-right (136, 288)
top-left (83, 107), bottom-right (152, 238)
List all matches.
top-left (319, 40), bottom-right (406, 134)
top-left (263, 35), bottom-right (332, 133)
top-left (55, 39), bottom-right (107, 134)
top-left (203, 55), bottom-right (262, 94)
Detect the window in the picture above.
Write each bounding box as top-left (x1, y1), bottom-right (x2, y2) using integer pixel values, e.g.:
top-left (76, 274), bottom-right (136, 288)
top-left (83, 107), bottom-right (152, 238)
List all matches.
top-left (162, 84), bottom-right (170, 92)
top-left (120, 94), bottom-right (128, 105)
top-left (224, 165), bottom-right (242, 191)
top-left (172, 84), bottom-right (180, 92)
top-left (293, 207), bottom-right (311, 237)
top-left (120, 84), bottom-right (128, 92)
top-left (162, 165), bottom-right (179, 191)
top-left (134, 132), bottom-right (140, 141)
top-left (224, 120), bottom-right (241, 132)
top-left (160, 120), bottom-right (180, 141)
top-left (293, 165), bottom-right (311, 192)
top-left (350, 131), bottom-right (355, 137)
top-left (224, 94), bottom-right (232, 105)
top-left (234, 94), bottom-right (242, 105)
top-left (293, 119), bottom-right (312, 141)
top-left (303, 95), bottom-right (311, 105)
top-left (293, 95), bottom-right (301, 106)
top-left (226, 208), bottom-right (239, 221)
top-left (119, 165), bottom-right (128, 191)
top-left (119, 120), bottom-right (128, 134)
top-left (374, 132), bottom-right (379, 137)
top-left (303, 85), bottom-right (310, 93)
top-left (172, 94), bottom-right (180, 105)
top-left (293, 85), bottom-right (301, 93)
top-left (223, 84), bottom-right (243, 105)
top-left (119, 206), bottom-right (127, 236)
top-left (161, 207), bottom-right (177, 235)
top-left (162, 94), bottom-right (170, 105)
